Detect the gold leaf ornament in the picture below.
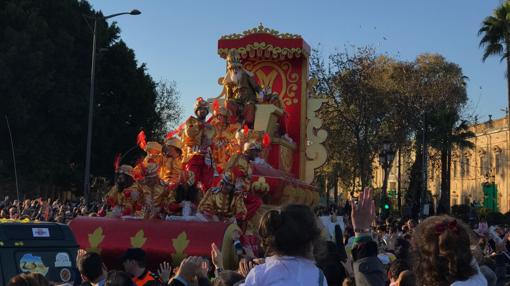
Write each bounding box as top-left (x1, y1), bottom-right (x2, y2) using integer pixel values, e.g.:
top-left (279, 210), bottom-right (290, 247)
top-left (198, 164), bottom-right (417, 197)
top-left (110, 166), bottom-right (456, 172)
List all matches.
top-left (130, 230), bottom-right (147, 248)
top-left (171, 231), bottom-right (189, 265)
top-left (87, 227), bottom-right (105, 253)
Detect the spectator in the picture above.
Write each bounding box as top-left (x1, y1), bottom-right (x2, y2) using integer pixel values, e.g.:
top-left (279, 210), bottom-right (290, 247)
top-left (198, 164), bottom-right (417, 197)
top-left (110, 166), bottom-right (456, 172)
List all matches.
top-left (393, 238), bottom-right (411, 265)
top-left (9, 206), bottom-right (19, 219)
top-left (412, 215), bottom-right (487, 286)
top-left (213, 271), bottom-right (244, 286)
top-left (169, 256), bottom-right (211, 286)
top-left (7, 273), bottom-right (49, 286)
top-left (77, 252), bottom-right (107, 286)
top-left (388, 259), bottom-right (410, 286)
top-left (105, 271), bottom-right (136, 286)
top-left (121, 248), bottom-right (162, 286)
top-left (27, 273), bottom-right (50, 286)
top-left (241, 204), bottom-right (327, 285)
top-left (349, 188), bottom-right (387, 286)
top-left (392, 270), bottom-right (415, 286)
top-left (315, 241), bottom-right (347, 286)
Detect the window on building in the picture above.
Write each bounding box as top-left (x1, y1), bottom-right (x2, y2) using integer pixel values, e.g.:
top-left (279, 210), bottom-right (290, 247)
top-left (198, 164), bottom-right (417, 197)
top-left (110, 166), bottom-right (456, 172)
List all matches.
top-left (496, 152), bottom-right (504, 175)
top-left (453, 160), bottom-right (457, 178)
top-left (495, 153), bottom-right (499, 174)
top-left (461, 157), bottom-right (470, 177)
top-left (465, 157), bottom-right (470, 177)
top-left (480, 155), bottom-right (486, 175)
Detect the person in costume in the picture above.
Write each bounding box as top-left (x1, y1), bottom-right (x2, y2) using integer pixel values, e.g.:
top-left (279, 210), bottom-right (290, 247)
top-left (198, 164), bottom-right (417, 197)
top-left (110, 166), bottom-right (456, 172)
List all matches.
top-left (139, 163), bottom-right (168, 218)
top-left (210, 103), bottom-right (239, 172)
top-left (223, 141), bottom-right (264, 221)
top-left (160, 137), bottom-right (183, 185)
top-left (180, 97), bottom-right (216, 192)
top-left (197, 172), bottom-right (247, 222)
top-left (222, 51), bottom-right (262, 129)
top-left (105, 165), bottom-right (143, 217)
top-left (165, 170), bottom-right (199, 216)
top-left (133, 141), bottom-right (164, 181)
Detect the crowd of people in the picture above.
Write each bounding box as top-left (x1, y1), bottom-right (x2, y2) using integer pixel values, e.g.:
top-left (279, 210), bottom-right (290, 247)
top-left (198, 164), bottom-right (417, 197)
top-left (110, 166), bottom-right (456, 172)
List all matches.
top-left (7, 187), bottom-right (510, 285)
top-left (0, 196), bottom-right (102, 223)
top-left (5, 53), bottom-right (510, 285)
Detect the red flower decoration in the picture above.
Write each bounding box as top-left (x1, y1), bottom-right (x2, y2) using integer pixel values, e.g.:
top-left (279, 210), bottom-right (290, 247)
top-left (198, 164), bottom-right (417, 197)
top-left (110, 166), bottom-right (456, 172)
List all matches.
top-left (435, 220), bottom-right (459, 235)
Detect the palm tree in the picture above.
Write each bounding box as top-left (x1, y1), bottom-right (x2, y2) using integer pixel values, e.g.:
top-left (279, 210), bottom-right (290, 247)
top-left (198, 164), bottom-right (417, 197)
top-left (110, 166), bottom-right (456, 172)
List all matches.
top-left (479, 1), bottom-right (510, 132)
top-left (429, 110), bottom-right (475, 214)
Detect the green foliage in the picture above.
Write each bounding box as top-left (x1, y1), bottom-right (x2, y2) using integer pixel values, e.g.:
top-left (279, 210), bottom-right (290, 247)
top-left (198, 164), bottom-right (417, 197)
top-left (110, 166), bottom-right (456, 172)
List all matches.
top-left (311, 48), bottom-right (411, 190)
top-left (0, 0), bottom-right (181, 195)
top-left (479, 1), bottom-right (510, 62)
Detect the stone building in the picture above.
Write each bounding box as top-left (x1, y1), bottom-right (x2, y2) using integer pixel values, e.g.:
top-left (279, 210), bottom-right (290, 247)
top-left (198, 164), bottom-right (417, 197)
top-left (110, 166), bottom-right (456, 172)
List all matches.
top-left (371, 116), bottom-right (510, 213)
top-left (429, 116), bottom-right (509, 212)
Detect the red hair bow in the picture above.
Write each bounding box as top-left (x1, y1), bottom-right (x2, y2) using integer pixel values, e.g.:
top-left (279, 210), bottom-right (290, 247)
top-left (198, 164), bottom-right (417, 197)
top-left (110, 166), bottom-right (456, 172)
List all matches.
top-left (435, 220), bottom-right (459, 235)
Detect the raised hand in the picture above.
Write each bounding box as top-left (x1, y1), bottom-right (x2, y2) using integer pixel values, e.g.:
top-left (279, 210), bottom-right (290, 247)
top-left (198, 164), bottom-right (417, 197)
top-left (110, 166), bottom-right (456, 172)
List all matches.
top-left (351, 187), bottom-right (375, 235)
top-left (211, 243), bottom-right (224, 269)
top-left (157, 261), bottom-right (172, 283)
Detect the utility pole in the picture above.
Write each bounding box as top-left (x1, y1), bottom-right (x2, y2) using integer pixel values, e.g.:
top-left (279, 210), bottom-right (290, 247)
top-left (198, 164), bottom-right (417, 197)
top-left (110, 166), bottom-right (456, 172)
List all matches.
top-left (82, 9), bottom-right (141, 203)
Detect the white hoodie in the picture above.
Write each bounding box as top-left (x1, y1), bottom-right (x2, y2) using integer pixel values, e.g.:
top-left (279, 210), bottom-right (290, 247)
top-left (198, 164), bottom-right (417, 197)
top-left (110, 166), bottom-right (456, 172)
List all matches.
top-left (241, 256), bottom-right (328, 286)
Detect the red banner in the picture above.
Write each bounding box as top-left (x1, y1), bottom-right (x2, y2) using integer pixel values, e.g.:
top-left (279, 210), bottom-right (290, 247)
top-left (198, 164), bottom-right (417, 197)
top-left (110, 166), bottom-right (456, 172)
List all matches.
top-left (69, 217), bottom-right (239, 270)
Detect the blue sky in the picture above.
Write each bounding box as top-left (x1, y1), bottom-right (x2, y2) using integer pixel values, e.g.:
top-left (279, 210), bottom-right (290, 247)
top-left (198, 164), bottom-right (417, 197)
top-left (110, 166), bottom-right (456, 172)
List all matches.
top-left (89, 0), bottom-right (507, 122)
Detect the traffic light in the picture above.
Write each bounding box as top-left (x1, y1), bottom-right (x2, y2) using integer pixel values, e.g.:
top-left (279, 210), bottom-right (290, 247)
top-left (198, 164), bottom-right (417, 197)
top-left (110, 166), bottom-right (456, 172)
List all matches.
top-left (380, 196), bottom-right (391, 219)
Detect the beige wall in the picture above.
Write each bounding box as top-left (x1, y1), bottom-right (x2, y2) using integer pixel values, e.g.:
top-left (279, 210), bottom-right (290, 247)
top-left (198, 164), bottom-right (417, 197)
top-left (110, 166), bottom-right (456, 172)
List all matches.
top-left (427, 117), bottom-right (509, 212)
top-left (370, 117), bottom-right (510, 212)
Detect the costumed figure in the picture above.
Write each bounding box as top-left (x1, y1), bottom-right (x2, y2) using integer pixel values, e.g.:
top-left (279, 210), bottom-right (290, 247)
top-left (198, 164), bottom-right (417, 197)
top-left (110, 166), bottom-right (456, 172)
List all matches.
top-left (197, 172), bottom-right (247, 223)
top-left (133, 139), bottom-right (164, 181)
top-left (210, 101), bottom-right (239, 172)
top-left (161, 136), bottom-right (200, 216)
top-left (160, 137), bottom-right (184, 185)
top-left (180, 97), bottom-right (216, 192)
top-left (222, 51), bottom-right (262, 129)
top-left (105, 165), bottom-right (143, 217)
top-left (223, 141), bottom-right (264, 222)
top-left (139, 163), bottom-right (168, 218)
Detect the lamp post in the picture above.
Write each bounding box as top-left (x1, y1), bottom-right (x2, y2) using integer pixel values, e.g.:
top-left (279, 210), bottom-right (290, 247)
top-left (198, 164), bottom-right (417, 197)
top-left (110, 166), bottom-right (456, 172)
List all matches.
top-left (83, 9), bottom-right (141, 203)
top-left (379, 140), bottom-right (396, 219)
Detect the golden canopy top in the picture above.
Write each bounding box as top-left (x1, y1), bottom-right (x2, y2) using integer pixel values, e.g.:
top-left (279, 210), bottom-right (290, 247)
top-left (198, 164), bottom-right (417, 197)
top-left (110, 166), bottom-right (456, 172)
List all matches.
top-left (220, 23), bottom-right (302, 40)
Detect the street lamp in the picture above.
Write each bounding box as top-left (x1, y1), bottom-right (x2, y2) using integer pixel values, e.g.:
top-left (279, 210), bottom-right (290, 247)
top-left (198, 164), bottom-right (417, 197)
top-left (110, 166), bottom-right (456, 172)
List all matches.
top-left (83, 9), bottom-right (141, 203)
top-left (379, 139), bottom-right (395, 218)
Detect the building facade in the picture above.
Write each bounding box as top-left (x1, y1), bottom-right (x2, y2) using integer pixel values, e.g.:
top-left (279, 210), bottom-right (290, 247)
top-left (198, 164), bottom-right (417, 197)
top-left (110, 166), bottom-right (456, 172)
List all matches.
top-left (430, 116), bottom-right (510, 212)
top-left (371, 116), bottom-right (510, 213)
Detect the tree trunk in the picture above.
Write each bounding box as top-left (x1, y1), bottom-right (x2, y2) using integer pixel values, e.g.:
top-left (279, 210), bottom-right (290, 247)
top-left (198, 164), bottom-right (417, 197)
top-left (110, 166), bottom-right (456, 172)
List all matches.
top-left (325, 177), bottom-right (330, 206)
top-left (438, 142), bottom-right (449, 214)
top-left (406, 143), bottom-right (423, 219)
top-left (446, 145), bottom-right (451, 213)
top-left (334, 173), bottom-right (338, 204)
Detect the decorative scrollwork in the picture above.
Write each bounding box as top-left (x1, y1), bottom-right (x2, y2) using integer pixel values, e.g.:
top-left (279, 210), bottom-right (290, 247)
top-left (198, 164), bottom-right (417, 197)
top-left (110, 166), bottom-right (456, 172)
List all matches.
top-left (305, 79), bottom-right (328, 183)
top-left (218, 43), bottom-right (305, 60)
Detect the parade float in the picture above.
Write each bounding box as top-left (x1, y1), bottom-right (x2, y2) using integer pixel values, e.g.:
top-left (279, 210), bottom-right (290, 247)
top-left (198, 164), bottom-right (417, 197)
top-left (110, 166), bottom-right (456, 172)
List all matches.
top-left (69, 25), bottom-right (328, 270)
